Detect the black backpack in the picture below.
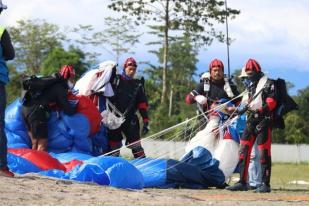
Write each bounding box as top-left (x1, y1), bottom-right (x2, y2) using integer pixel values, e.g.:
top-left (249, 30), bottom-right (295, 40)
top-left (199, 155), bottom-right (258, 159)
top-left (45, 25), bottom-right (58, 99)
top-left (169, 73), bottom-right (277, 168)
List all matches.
top-left (21, 74), bottom-right (62, 103)
top-left (273, 78), bottom-right (298, 129)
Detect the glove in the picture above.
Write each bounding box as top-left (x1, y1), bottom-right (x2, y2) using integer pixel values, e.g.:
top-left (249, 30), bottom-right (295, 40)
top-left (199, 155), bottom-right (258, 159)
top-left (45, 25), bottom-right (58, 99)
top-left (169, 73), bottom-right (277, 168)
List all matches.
top-left (194, 95), bottom-right (207, 105)
top-left (142, 122), bottom-right (150, 135)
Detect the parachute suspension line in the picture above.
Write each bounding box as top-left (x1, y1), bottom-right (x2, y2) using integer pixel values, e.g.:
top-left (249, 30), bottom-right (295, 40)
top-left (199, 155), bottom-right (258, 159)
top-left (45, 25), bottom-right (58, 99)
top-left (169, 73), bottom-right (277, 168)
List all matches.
top-left (134, 103), bottom-right (242, 173)
top-left (102, 92), bottom-right (246, 157)
top-left (134, 108), bottom-right (240, 170)
top-left (138, 114), bottom-right (240, 175)
top-left (133, 116), bottom-right (209, 168)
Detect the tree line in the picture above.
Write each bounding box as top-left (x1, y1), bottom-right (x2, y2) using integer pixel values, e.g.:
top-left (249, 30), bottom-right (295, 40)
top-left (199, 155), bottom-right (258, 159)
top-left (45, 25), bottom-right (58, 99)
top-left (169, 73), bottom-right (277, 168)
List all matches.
top-left (5, 1), bottom-right (308, 144)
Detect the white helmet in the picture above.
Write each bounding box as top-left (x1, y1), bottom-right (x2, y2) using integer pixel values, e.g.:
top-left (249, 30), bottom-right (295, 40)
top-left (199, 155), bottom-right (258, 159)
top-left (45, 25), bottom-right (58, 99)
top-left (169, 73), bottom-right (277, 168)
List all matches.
top-left (238, 67), bottom-right (248, 78)
top-left (200, 72), bottom-right (211, 81)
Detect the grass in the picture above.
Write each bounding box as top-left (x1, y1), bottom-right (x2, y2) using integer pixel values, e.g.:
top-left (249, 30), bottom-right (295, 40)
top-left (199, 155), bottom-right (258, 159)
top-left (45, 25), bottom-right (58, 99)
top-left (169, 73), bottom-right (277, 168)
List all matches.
top-left (271, 162), bottom-right (309, 190)
top-left (230, 162), bottom-right (309, 191)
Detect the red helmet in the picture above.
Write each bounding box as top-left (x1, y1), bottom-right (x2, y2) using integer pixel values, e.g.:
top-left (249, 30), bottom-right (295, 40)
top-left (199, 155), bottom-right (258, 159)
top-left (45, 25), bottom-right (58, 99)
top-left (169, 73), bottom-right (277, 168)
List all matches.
top-left (245, 59), bottom-right (261, 73)
top-left (124, 57), bottom-right (137, 68)
top-left (209, 59), bottom-right (224, 72)
top-left (59, 65), bottom-right (75, 80)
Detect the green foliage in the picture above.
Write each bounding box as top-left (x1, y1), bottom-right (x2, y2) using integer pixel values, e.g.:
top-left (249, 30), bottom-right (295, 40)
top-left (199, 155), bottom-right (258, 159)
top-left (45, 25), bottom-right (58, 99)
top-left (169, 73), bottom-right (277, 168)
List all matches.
top-left (109, 0), bottom-right (240, 46)
top-left (6, 64), bottom-right (23, 104)
top-left (9, 19), bottom-right (65, 74)
top-left (284, 113), bottom-right (307, 144)
top-left (108, 0), bottom-right (240, 103)
top-left (143, 37), bottom-right (198, 138)
top-left (295, 87), bottom-right (309, 122)
top-left (41, 46), bottom-right (88, 78)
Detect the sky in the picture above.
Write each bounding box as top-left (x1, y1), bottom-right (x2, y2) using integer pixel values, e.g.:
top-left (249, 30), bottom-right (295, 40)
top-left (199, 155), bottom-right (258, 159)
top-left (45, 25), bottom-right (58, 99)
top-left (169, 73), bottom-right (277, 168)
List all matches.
top-left (1, 0), bottom-right (308, 95)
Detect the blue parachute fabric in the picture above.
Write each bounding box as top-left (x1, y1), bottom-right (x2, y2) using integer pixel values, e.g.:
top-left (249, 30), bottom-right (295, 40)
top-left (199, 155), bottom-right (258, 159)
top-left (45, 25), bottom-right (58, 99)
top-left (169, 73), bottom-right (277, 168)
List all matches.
top-left (60, 112), bottom-right (92, 153)
top-left (5, 99), bottom-right (94, 154)
top-left (5, 99), bottom-right (31, 149)
top-left (91, 125), bottom-right (109, 156)
top-left (5, 99), bottom-right (27, 131)
top-left (227, 120), bottom-right (240, 144)
top-left (8, 153), bottom-right (42, 174)
top-left (236, 114), bottom-right (246, 137)
top-left (6, 131), bottom-right (31, 149)
top-left (177, 146), bottom-right (225, 188)
top-left (86, 156), bottom-right (144, 189)
top-left (50, 152), bottom-right (93, 163)
top-left (47, 112), bottom-right (74, 153)
top-left (131, 158), bottom-right (167, 188)
top-left (36, 164), bottom-right (110, 186)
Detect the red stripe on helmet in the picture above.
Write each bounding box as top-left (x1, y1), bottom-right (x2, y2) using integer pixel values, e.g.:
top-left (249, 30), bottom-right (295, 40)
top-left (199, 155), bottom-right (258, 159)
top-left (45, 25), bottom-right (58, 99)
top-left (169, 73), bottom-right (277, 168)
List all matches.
top-left (59, 65), bottom-right (75, 80)
top-left (245, 59), bottom-right (261, 72)
top-left (209, 59), bottom-right (224, 72)
top-left (124, 57), bottom-right (137, 68)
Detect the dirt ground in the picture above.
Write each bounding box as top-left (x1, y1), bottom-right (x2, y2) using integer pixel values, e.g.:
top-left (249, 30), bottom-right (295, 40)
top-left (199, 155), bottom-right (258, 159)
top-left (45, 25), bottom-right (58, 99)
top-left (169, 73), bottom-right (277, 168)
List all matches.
top-left (1, 174), bottom-right (309, 206)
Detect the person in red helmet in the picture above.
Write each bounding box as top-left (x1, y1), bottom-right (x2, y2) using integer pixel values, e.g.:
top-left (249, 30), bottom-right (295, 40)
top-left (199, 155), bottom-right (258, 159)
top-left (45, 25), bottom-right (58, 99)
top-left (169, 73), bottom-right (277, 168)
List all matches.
top-left (59, 65), bottom-right (76, 90)
top-left (185, 58), bottom-right (239, 127)
top-left (226, 59), bottom-right (277, 193)
top-left (107, 57), bottom-right (149, 158)
top-left (22, 66), bottom-right (77, 152)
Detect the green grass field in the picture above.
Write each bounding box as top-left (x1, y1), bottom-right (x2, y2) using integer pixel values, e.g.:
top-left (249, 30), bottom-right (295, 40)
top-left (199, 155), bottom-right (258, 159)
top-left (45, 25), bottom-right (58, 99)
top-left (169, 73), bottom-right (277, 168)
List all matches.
top-left (271, 162), bottom-right (309, 190)
top-left (230, 162), bottom-right (309, 191)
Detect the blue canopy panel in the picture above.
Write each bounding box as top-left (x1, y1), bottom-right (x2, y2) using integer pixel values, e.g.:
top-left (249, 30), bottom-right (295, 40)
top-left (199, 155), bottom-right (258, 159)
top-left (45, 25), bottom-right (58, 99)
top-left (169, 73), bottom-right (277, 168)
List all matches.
top-left (177, 146), bottom-right (225, 188)
top-left (4, 98), bottom-right (109, 155)
top-left (131, 158), bottom-right (167, 188)
top-left (8, 151), bottom-right (144, 189)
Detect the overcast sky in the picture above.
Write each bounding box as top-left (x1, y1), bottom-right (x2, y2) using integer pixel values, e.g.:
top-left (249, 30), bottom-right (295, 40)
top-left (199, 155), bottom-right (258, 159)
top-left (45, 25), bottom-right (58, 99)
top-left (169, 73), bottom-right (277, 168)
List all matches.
top-left (1, 0), bottom-right (308, 94)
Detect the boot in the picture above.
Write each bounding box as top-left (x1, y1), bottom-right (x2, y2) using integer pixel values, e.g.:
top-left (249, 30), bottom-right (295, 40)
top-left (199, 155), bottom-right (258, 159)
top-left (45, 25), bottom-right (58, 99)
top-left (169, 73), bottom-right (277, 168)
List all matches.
top-left (226, 181), bottom-right (248, 191)
top-left (253, 183), bottom-right (271, 193)
top-left (0, 167), bottom-right (14, 177)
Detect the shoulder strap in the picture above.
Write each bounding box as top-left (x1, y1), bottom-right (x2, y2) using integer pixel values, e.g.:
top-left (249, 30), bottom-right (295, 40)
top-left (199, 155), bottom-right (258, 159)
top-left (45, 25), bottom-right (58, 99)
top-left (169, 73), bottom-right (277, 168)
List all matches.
top-left (0, 26), bottom-right (5, 38)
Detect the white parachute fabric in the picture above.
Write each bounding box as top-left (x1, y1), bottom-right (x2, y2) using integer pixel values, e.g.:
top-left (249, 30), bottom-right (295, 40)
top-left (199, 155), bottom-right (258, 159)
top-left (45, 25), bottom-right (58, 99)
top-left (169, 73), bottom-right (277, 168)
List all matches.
top-left (214, 139), bottom-right (239, 181)
top-left (74, 60), bottom-right (116, 97)
top-left (184, 113), bottom-right (240, 181)
top-left (185, 116), bottom-right (220, 154)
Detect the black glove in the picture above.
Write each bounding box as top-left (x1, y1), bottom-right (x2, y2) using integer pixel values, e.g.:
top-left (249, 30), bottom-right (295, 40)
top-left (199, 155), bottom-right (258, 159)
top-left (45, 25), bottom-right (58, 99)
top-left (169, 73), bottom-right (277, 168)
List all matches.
top-left (142, 122), bottom-right (150, 135)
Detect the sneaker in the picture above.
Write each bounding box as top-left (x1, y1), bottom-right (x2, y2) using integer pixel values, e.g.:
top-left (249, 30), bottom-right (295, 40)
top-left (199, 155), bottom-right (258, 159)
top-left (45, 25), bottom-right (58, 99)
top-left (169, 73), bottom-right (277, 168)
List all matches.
top-left (0, 167), bottom-right (14, 177)
top-left (226, 182), bottom-right (248, 191)
top-left (253, 183), bottom-right (271, 193)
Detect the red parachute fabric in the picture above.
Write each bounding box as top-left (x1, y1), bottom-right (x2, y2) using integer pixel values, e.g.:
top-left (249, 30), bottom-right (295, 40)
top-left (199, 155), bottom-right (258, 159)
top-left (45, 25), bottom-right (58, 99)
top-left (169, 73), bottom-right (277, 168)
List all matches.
top-left (8, 148), bottom-right (84, 172)
top-left (8, 148), bottom-right (66, 171)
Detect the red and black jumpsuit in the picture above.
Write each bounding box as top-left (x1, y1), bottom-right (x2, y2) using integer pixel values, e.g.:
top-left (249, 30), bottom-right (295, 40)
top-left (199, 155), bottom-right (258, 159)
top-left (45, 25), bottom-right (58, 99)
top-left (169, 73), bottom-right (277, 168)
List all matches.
top-left (239, 78), bottom-right (277, 186)
top-left (107, 75), bottom-right (149, 158)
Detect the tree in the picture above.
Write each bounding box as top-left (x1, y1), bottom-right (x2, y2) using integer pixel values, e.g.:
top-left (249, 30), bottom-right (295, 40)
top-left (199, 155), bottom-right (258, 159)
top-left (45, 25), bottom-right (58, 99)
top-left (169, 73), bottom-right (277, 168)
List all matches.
top-left (9, 19), bottom-right (65, 74)
top-left (41, 46), bottom-right (88, 79)
top-left (295, 87), bottom-right (309, 122)
top-left (6, 65), bottom-right (23, 104)
top-left (93, 16), bottom-right (141, 64)
top-left (108, 0), bottom-right (240, 104)
top-left (143, 37), bottom-right (198, 136)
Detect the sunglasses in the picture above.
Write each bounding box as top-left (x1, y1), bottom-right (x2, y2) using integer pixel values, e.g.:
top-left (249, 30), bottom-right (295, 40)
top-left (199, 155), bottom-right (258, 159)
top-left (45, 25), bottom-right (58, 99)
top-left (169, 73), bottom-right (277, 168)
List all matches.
top-left (127, 62), bottom-right (137, 67)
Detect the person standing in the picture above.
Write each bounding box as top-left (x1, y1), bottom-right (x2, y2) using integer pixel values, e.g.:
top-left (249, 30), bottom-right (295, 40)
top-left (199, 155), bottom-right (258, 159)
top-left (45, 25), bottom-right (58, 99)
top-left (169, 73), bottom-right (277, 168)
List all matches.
top-left (0, 0), bottom-right (15, 177)
top-left (185, 59), bottom-right (240, 127)
top-left (107, 57), bottom-right (149, 158)
top-left (226, 59), bottom-right (277, 193)
top-left (238, 67), bottom-right (262, 189)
